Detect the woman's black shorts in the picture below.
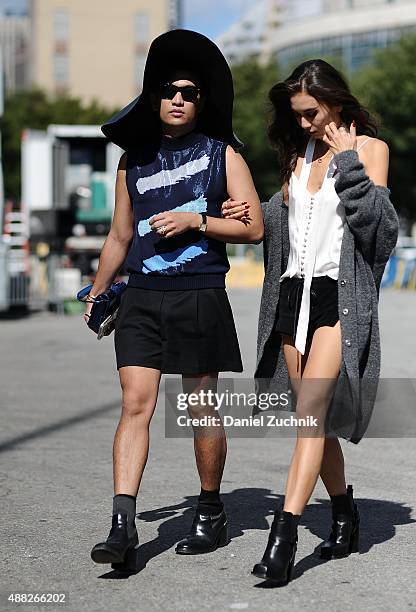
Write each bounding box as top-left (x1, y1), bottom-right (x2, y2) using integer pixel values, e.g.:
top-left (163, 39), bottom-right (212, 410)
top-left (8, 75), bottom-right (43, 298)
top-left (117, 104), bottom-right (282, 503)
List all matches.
top-left (114, 287), bottom-right (243, 374)
top-left (274, 275), bottom-right (339, 342)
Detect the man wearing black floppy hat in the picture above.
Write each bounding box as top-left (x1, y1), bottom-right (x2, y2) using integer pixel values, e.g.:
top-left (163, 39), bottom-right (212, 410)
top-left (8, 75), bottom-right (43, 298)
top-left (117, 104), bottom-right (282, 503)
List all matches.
top-left (86, 29), bottom-right (263, 571)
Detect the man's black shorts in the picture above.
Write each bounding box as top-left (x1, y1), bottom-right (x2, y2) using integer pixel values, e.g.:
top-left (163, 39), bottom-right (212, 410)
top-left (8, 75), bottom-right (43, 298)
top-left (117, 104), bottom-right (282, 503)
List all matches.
top-left (114, 287), bottom-right (243, 374)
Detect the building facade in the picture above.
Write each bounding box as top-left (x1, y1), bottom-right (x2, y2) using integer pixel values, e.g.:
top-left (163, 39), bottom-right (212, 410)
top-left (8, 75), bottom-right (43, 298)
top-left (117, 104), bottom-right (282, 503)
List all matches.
top-left (217, 0), bottom-right (416, 73)
top-left (217, 0), bottom-right (286, 65)
top-left (0, 12), bottom-right (30, 93)
top-left (29, 0), bottom-right (183, 108)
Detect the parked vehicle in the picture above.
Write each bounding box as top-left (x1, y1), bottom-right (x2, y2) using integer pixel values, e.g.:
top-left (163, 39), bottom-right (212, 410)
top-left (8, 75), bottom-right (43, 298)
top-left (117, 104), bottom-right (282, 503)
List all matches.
top-left (21, 124), bottom-right (122, 307)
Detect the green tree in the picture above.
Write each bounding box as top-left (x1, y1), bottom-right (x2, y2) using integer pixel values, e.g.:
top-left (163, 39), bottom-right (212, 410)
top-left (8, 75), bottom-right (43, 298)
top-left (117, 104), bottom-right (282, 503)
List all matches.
top-left (284, 53), bottom-right (348, 79)
top-left (231, 59), bottom-right (280, 201)
top-left (352, 34), bottom-right (416, 222)
top-left (0, 88), bottom-right (117, 201)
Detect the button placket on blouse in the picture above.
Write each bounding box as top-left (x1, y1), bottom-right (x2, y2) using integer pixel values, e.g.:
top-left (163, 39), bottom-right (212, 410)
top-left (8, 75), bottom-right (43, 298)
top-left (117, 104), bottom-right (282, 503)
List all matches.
top-left (300, 196), bottom-right (314, 278)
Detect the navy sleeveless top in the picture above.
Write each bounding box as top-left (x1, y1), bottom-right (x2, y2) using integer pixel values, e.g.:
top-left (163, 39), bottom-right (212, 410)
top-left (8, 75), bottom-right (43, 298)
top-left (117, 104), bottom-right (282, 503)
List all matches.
top-left (125, 131), bottom-right (230, 290)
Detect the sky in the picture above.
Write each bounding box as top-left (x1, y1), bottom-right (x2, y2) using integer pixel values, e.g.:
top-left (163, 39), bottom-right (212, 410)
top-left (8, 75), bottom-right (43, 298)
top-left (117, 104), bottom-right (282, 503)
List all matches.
top-left (0, 0), bottom-right (26, 13)
top-left (0, 0), bottom-right (253, 40)
top-left (183, 0), bottom-right (255, 39)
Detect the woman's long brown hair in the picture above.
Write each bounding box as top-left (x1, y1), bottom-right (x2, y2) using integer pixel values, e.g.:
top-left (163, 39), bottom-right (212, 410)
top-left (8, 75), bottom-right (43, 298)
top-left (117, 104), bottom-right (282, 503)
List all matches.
top-left (268, 59), bottom-right (378, 199)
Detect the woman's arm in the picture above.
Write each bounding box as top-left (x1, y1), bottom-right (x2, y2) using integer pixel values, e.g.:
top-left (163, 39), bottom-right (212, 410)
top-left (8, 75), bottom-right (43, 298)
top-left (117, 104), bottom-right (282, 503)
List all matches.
top-left (359, 138), bottom-right (389, 187)
top-left (149, 146), bottom-right (264, 244)
top-left (322, 122), bottom-right (394, 262)
top-left (333, 143), bottom-right (398, 273)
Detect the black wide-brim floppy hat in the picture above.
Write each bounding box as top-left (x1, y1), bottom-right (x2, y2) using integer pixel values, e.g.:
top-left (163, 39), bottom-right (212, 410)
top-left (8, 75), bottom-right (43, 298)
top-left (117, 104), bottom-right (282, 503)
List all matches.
top-left (101, 29), bottom-right (242, 151)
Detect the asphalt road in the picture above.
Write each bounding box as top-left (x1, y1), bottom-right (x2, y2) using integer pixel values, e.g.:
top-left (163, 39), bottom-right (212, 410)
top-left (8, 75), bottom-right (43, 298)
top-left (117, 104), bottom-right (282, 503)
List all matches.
top-left (0, 287), bottom-right (415, 612)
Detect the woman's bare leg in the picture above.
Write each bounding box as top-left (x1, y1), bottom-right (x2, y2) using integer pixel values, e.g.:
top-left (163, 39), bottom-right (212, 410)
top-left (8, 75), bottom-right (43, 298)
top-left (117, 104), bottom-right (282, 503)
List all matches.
top-left (281, 335), bottom-right (310, 504)
top-left (282, 333), bottom-right (347, 499)
top-left (320, 437), bottom-right (347, 496)
top-left (282, 322), bottom-right (343, 515)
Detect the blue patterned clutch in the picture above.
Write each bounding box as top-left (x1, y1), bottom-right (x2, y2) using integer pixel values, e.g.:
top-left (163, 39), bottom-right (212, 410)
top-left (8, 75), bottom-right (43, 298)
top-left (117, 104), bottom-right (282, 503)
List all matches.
top-left (76, 282), bottom-right (127, 339)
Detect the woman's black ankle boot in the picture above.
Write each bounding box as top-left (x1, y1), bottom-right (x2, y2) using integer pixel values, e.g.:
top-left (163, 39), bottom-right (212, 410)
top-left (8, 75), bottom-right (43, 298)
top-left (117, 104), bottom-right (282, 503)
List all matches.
top-left (319, 484), bottom-right (360, 559)
top-left (252, 508), bottom-right (300, 584)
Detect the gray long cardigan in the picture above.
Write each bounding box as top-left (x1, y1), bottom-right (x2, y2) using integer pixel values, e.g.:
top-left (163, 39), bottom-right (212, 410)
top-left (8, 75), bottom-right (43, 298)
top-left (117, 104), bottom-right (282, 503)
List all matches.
top-left (254, 150), bottom-right (399, 443)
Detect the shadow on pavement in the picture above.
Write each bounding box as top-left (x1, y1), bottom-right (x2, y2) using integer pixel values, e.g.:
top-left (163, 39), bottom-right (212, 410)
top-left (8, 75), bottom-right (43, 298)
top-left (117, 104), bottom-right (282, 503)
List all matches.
top-left (290, 497), bottom-right (415, 584)
top-left (96, 488), bottom-right (415, 582)
top-left (0, 306), bottom-right (30, 320)
top-left (0, 401), bottom-right (120, 453)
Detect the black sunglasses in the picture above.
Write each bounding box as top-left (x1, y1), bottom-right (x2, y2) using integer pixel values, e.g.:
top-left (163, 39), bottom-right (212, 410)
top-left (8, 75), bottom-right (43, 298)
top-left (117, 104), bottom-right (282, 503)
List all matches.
top-left (160, 83), bottom-right (201, 103)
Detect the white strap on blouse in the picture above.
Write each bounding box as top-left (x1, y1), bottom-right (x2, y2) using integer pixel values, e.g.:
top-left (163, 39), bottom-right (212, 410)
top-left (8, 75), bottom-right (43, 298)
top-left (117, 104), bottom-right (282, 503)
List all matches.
top-left (279, 136), bottom-right (347, 355)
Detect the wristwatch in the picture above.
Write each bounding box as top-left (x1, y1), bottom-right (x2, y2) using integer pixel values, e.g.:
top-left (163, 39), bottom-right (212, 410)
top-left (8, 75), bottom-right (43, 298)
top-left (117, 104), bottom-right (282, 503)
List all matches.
top-left (198, 212), bottom-right (207, 232)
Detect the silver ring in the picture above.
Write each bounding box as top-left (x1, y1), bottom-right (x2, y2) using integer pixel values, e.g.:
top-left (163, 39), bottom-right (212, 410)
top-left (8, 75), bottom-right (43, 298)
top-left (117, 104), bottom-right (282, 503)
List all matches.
top-left (158, 225), bottom-right (168, 235)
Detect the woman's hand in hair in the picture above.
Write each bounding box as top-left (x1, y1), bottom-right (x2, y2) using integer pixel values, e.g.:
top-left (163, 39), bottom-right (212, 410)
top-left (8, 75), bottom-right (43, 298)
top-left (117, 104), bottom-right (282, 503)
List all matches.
top-left (221, 198), bottom-right (251, 222)
top-left (323, 121), bottom-right (357, 154)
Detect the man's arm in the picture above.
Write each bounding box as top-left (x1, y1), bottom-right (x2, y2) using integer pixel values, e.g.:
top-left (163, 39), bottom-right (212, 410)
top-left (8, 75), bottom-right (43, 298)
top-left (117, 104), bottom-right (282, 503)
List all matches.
top-left (149, 146), bottom-right (264, 244)
top-left (203, 146), bottom-right (264, 243)
top-left (86, 153), bottom-right (133, 298)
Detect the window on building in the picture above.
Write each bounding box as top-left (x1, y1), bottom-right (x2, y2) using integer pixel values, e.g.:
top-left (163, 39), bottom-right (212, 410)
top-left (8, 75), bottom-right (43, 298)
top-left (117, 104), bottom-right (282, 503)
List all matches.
top-left (169, 0), bottom-right (182, 29)
top-left (134, 53), bottom-right (146, 90)
top-left (53, 52), bottom-right (69, 84)
top-left (133, 12), bottom-right (149, 90)
top-left (53, 8), bottom-right (69, 42)
top-left (134, 12), bottom-right (150, 44)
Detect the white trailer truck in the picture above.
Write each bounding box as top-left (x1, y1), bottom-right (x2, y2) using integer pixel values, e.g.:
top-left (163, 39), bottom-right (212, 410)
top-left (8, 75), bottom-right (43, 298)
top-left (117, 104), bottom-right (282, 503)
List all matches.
top-left (21, 124), bottom-right (123, 305)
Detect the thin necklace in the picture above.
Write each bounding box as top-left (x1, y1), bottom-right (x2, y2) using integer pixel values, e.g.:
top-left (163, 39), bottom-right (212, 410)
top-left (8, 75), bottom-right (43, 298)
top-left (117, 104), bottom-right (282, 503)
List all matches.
top-left (316, 147), bottom-right (332, 164)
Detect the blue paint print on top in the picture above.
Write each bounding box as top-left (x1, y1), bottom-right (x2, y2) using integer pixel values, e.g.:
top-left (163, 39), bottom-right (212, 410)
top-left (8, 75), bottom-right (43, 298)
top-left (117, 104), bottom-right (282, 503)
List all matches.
top-left (142, 239), bottom-right (208, 274)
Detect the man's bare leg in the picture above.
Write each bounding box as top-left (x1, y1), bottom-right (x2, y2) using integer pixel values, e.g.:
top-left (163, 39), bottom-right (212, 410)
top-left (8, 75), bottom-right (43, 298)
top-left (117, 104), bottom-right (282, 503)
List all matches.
top-left (175, 372), bottom-right (229, 554)
top-left (182, 372), bottom-right (226, 490)
top-left (90, 365), bottom-right (161, 569)
top-left (113, 366), bottom-right (161, 495)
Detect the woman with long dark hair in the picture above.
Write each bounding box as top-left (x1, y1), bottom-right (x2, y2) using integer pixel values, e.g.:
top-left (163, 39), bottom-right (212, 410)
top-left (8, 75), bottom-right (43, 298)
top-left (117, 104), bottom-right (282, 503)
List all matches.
top-left (223, 59), bottom-right (399, 584)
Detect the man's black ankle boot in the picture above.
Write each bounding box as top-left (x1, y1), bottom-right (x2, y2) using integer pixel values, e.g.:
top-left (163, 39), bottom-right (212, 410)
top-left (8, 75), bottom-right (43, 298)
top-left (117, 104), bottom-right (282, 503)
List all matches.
top-left (175, 488), bottom-right (228, 555)
top-left (91, 512), bottom-right (140, 572)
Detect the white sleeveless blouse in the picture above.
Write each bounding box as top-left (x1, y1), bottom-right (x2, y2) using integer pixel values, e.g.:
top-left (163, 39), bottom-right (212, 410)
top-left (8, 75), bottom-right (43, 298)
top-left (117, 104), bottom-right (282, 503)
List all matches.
top-left (279, 136), bottom-right (373, 355)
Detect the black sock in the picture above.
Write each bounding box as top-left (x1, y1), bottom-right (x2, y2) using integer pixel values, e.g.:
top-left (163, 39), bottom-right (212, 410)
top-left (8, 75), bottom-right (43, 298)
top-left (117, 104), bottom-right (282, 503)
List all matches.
top-left (113, 494), bottom-right (137, 537)
top-left (197, 487), bottom-right (224, 516)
